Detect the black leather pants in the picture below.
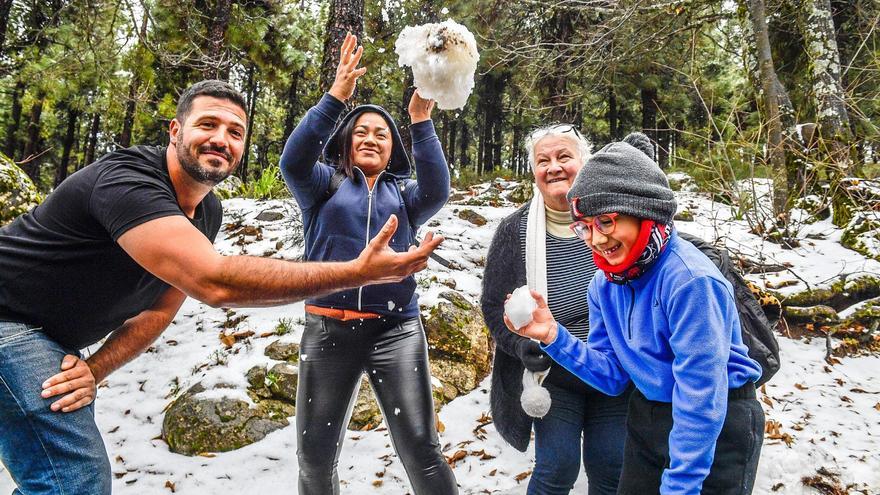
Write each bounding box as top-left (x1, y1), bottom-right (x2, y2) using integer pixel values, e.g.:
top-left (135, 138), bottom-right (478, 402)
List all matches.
top-left (296, 313), bottom-right (458, 494)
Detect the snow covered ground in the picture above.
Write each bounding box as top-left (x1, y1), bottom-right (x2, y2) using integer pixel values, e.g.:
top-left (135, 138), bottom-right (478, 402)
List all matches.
top-left (2, 184), bottom-right (878, 494)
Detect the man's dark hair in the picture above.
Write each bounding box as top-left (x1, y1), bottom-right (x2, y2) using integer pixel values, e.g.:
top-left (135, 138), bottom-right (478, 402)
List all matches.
top-left (175, 80), bottom-right (247, 124)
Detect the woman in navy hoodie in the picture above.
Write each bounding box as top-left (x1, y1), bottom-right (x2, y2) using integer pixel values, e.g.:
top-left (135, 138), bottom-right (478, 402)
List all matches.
top-left (507, 133), bottom-right (764, 494)
top-left (280, 34), bottom-right (456, 494)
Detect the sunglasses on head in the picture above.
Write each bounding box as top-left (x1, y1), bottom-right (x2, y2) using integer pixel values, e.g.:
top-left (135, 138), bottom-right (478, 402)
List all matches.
top-left (569, 213), bottom-right (619, 241)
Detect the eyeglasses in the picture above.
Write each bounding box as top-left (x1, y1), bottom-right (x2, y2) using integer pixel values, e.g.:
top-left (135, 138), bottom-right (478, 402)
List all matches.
top-left (569, 213), bottom-right (619, 241)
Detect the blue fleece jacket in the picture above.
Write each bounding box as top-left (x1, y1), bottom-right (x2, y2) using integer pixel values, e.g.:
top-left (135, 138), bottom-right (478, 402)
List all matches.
top-left (279, 93), bottom-right (450, 317)
top-left (542, 231), bottom-right (762, 494)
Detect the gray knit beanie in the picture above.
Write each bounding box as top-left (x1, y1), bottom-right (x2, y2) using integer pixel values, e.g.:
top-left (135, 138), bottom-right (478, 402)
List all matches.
top-left (566, 132), bottom-right (676, 224)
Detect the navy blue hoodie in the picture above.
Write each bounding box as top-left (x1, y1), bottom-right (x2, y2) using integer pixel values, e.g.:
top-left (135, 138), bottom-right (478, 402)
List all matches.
top-left (280, 93), bottom-right (450, 318)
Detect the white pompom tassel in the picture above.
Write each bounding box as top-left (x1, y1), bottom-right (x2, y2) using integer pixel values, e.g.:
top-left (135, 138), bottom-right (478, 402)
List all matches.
top-left (520, 368), bottom-right (551, 418)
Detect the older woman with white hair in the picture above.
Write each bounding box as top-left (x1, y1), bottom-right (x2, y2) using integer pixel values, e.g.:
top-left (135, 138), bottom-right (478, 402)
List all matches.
top-left (480, 125), bottom-right (631, 495)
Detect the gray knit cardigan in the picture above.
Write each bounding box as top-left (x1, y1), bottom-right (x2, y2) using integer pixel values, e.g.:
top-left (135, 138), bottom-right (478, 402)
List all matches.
top-left (480, 203), bottom-right (534, 451)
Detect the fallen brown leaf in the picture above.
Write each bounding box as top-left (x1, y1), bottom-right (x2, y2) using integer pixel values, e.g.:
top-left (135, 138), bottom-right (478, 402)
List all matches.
top-left (514, 470), bottom-right (532, 482)
top-left (165, 480), bottom-right (176, 493)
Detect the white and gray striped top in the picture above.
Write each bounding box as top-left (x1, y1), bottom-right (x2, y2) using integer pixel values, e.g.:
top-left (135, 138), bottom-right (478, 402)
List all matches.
top-left (519, 215), bottom-right (596, 342)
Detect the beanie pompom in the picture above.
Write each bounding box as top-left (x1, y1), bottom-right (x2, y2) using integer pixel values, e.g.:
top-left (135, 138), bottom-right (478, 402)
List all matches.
top-left (521, 369), bottom-right (551, 418)
top-left (623, 132), bottom-right (655, 161)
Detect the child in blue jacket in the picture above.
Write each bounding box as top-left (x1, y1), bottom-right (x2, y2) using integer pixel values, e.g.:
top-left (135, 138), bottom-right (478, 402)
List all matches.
top-left (280, 34), bottom-right (456, 494)
top-left (507, 132), bottom-right (764, 494)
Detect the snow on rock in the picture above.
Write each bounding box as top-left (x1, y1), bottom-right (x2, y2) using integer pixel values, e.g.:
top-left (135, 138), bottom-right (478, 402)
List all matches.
top-left (395, 19), bottom-right (479, 110)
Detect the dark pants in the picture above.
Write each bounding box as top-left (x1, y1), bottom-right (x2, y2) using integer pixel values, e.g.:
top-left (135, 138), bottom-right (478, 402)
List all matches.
top-left (296, 313), bottom-right (458, 495)
top-left (528, 382), bottom-right (630, 495)
top-left (617, 384), bottom-right (764, 495)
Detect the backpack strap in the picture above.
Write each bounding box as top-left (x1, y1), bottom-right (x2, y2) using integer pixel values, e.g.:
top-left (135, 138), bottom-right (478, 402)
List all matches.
top-left (324, 168), bottom-right (347, 200)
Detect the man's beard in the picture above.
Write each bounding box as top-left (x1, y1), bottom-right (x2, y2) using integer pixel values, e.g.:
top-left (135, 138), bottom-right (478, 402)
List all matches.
top-left (176, 133), bottom-right (237, 186)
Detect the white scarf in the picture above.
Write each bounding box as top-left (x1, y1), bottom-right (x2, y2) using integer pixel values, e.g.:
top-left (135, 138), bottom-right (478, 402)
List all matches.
top-left (525, 185), bottom-right (548, 301)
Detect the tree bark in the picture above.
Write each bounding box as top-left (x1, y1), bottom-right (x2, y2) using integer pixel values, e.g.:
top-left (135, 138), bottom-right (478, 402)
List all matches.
top-left (4, 80), bottom-right (23, 158)
top-left (238, 65), bottom-right (259, 182)
top-left (119, 10), bottom-right (149, 148)
top-left (607, 86), bottom-right (618, 141)
top-left (21, 91), bottom-right (46, 184)
top-left (320, 0), bottom-right (364, 100)
top-left (55, 104), bottom-right (79, 187)
top-left (282, 67), bottom-right (303, 141)
top-left (640, 85), bottom-right (658, 159)
top-left (0, 0), bottom-right (13, 53)
top-left (84, 113), bottom-right (101, 168)
top-left (747, 0), bottom-right (791, 219)
top-left (800, 0), bottom-right (854, 226)
top-left (205, 0), bottom-right (233, 80)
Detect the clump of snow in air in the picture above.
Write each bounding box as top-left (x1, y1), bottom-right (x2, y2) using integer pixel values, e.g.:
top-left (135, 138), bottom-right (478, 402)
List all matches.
top-left (395, 19), bottom-right (479, 110)
top-left (504, 285), bottom-right (537, 329)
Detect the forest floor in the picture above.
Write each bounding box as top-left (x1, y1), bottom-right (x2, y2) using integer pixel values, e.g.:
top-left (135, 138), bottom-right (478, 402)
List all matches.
top-left (2, 180), bottom-right (879, 494)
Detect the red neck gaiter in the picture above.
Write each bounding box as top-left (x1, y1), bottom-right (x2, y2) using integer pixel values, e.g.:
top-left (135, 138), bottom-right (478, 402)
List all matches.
top-left (592, 219), bottom-right (656, 275)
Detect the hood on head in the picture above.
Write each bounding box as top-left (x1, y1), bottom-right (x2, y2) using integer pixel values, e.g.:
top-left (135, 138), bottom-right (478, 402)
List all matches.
top-left (321, 104), bottom-right (412, 178)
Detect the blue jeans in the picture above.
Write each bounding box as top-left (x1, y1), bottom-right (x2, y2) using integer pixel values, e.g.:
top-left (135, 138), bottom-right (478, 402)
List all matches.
top-left (0, 321), bottom-right (111, 495)
top-left (528, 382), bottom-right (630, 495)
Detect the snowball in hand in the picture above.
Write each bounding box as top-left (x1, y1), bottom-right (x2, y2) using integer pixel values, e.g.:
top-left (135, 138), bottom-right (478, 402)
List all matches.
top-left (395, 19), bottom-right (479, 110)
top-left (505, 285), bottom-right (537, 329)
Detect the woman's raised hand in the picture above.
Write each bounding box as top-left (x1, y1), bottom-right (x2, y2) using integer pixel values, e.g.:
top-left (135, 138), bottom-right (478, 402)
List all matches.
top-left (408, 89), bottom-right (435, 124)
top-left (328, 33), bottom-right (367, 102)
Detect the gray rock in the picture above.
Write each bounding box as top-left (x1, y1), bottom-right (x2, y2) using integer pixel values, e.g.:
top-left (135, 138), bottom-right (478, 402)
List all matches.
top-left (0, 153), bottom-right (41, 226)
top-left (256, 210), bottom-right (285, 222)
top-left (214, 175), bottom-right (243, 199)
top-left (348, 376), bottom-right (383, 430)
top-left (162, 383), bottom-right (288, 455)
top-left (265, 340), bottom-right (300, 363)
top-left (457, 209), bottom-right (487, 226)
top-left (267, 363), bottom-right (298, 402)
top-left (421, 290), bottom-right (492, 406)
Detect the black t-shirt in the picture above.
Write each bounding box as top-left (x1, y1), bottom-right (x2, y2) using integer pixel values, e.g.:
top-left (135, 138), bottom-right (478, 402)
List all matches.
top-left (0, 145), bottom-right (222, 350)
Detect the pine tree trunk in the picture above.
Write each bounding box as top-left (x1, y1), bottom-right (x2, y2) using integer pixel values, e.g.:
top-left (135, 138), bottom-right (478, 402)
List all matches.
top-left (607, 86), bottom-right (618, 141)
top-left (55, 105), bottom-right (79, 187)
top-left (320, 0), bottom-right (364, 100)
top-left (282, 68), bottom-right (303, 140)
top-left (0, 0), bottom-right (13, 53)
top-left (84, 113), bottom-right (101, 168)
top-left (641, 86), bottom-right (658, 158)
top-left (459, 120), bottom-right (471, 170)
top-left (119, 11), bottom-right (149, 148)
top-left (800, 0), bottom-right (854, 226)
top-left (205, 0), bottom-right (233, 80)
top-left (21, 91), bottom-right (45, 184)
top-left (747, 0), bottom-right (790, 220)
top-left (238, 66), bottom-right (259, 182)
top-left (447, 119), bottom-right (457, 170)
top-left (4, 80), bottom-right (23, 158)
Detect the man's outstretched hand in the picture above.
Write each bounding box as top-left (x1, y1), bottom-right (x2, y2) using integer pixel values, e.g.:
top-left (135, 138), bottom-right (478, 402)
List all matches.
top-left (355, 215), bottom-right (444, 284)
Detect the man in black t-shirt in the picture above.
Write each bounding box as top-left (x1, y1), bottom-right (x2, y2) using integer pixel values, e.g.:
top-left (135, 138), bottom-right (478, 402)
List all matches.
top-left (0, 80), bottom-right (443, 494)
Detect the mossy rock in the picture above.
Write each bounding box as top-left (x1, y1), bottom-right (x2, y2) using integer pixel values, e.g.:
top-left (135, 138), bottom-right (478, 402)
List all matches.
top-left (0, 153), bottom-right (42, 226)
top-left (841, 212), bottom-right (880, 262)
top-left (784, 305), bottom-right (840, 325)
top-left (423, 291), bottom-right (491, 371)
top-left (348, 376), bottom-right (383, 430)
top-left (266, 363), bottom-right (298, 403)
top-left (782, 288), bottom-right (837, 309)
top-left (842, 300), bottom-right (880, 328)
top-left (674, 210), bottom-right (694, 222)
top-left (214, 175), bottom-right (244, 200)
top-left (457, 208), bottom-right (488, 226)
top-left (162, 383), bottom-right (288, 455)
top-left (264, 340), bottom-right (300, 363)
top-left (507, 183), bottom-right (534, 204)
top-left (842, 274), bottom-right (880, 302)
